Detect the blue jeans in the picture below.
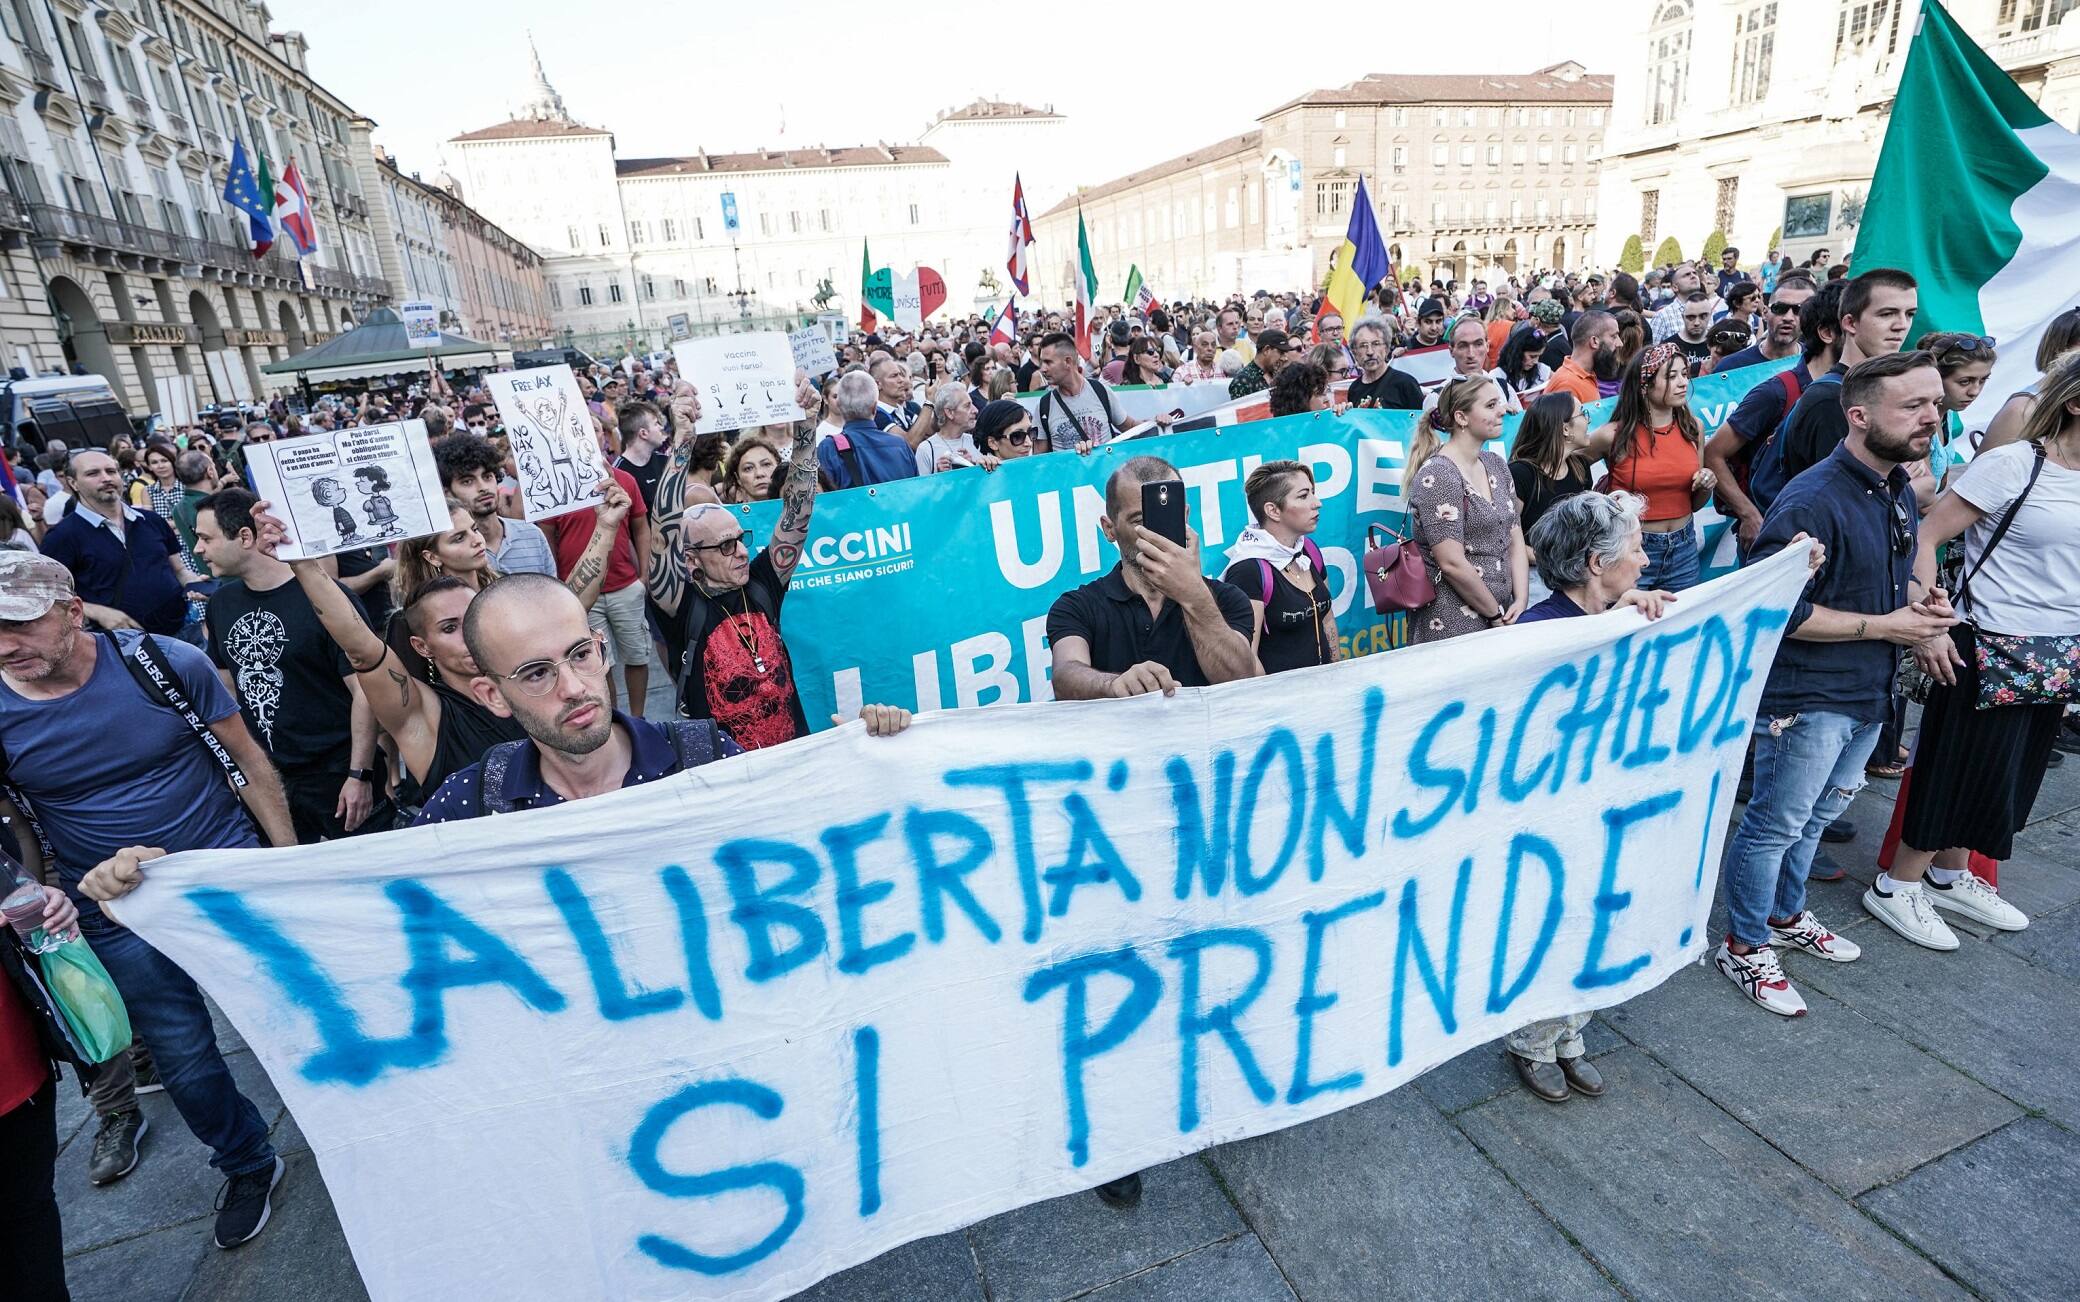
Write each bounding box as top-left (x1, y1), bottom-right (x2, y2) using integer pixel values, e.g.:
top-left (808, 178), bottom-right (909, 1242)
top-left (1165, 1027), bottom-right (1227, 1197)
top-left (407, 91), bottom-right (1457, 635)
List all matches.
top-left (1639, 521), bottom-right (1701, 592)
top-left (77, 914), bottom-right (275, 1176)
top-left (1721, 709), bottom-right (1882, 947)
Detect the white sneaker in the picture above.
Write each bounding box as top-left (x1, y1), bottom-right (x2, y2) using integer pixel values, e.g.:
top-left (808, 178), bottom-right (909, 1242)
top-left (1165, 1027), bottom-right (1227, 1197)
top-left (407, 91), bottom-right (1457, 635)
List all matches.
top-left (1768, 911), bottom-right (1863, 962)
top-left (1861, 883), bottom-right (1960, 951)
top-left (1924, 873), bottom-right (2029, 932)
top-left (1713, 941), bottom-right (1808, 1017)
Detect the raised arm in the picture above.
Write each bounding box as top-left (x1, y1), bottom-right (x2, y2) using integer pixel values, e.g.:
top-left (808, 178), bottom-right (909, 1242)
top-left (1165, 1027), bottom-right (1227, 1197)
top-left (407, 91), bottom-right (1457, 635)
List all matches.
top-left (766, 413), bottom-right (821, 586)
top-left (646, 429), bottom-right (702, 620)
top-left (564, 480), bottom-right (632, 610)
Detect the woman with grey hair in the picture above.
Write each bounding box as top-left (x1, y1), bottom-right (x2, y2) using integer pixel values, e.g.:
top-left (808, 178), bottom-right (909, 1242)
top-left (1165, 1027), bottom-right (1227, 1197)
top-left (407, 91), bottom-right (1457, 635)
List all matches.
top-left (913, 382), bottom-right (987, 474)
top-left (1503, 490), bottom-right (1675, 1102)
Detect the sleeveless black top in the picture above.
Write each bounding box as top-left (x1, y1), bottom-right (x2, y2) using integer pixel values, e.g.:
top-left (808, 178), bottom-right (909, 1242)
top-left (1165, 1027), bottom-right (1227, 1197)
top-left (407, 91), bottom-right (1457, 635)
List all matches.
top-left (422, 679), bottom-right (526, 796)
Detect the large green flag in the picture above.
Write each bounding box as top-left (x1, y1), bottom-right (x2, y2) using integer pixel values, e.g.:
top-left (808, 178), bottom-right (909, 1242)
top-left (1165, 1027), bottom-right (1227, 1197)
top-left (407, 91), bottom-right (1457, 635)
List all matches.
top-left (1856, 0), bottom-right (2080, 420)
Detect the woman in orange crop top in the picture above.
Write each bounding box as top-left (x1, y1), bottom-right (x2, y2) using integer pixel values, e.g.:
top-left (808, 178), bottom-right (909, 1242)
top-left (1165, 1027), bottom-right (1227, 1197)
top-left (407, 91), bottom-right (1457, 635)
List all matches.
top-left (1586, 342), bottom-right (1718, 591)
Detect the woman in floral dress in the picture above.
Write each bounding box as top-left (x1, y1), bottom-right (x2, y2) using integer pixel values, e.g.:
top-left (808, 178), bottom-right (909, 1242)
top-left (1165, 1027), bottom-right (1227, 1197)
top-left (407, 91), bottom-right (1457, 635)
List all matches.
top-left (1406, 375), bottom-right (1528, 643)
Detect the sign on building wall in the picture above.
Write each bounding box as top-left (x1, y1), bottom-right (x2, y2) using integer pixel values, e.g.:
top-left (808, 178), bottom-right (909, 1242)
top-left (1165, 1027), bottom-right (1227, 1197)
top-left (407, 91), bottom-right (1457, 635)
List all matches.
top-left (721, 191), bottom-right (740, 234)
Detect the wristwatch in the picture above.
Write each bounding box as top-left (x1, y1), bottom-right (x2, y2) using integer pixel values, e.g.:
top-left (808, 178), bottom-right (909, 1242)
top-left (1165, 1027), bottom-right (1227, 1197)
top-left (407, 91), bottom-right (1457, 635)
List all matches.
top-left (346, 767), bottom-right (378, 783)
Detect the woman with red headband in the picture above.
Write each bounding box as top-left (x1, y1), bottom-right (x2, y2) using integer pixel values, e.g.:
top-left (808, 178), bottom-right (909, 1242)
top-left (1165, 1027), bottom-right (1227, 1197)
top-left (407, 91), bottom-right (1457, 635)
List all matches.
top-left (1588, 342), bottom-right (1717, 591)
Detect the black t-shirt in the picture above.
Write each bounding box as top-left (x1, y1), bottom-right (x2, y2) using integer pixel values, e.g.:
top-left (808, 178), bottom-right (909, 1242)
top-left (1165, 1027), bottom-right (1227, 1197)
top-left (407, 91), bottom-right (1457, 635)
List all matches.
top-left (1779, 362), bottom-right (1852, 483)
top-left (1674, 336), bottom-right (1714, 368)
top-left (615, 452), bottom-right (667, 512)
top-left (1510, 458), bottom-right (1594, 533)
top-left (206, 576), bottom-right (363, 770)
top-left (1045, 565), bottom-right (1256, 685)
top-left (334, 546), bottom-right (394, 635)
top-left (1347, 369), bottom-right (1424, 410)
top-left (1221, 555), bottom-right (1333, 674)
top-left (1539, 330), bottom-right (1571, 371)
top-left (1015, 358), bottom-right (1040, 391)
top-left (675, 550), bottom-right (808, 750)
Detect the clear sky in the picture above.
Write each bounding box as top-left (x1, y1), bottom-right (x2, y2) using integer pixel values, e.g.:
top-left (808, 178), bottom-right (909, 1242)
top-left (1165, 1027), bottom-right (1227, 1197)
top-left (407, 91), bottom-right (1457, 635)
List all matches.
top-left (277, 0), bottom-right (1640, 192)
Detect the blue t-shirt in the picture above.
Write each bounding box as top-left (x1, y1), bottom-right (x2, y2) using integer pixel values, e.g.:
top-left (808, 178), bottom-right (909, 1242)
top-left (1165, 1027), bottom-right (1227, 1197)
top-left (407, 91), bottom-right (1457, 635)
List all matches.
top-left (0, 633), bottom-right (255, 895)
top-left (1515, 591), bottom-right (1587, 624)
top-left (824, 420), bottom-right (921, 490)
top-left (1714, 343), bottom-right (1772, 375)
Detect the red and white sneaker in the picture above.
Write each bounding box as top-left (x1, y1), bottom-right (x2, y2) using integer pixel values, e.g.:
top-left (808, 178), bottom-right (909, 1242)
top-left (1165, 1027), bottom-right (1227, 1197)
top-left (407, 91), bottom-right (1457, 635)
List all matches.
top-left (1713, 941), bottom-right (1808, 1017)
top-left (1768, 911), bottom-right (1862, 962)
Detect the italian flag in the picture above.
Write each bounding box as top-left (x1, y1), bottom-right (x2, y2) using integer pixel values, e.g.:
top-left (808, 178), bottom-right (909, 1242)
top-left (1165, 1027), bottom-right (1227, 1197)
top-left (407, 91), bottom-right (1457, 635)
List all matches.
top-left (1857, 0), bottom-right (2080, 421)
top-left (1074, 210), bottom-right (1098, 361)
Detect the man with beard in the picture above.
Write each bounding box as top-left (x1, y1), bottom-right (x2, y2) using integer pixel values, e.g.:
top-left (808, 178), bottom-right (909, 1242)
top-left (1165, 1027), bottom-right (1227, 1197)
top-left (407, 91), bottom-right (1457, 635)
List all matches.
top-left (1345, 320), bottom-right (1423, 410)
top-left (1546, 309), bottom-right (1618, 405)
top-left (1714, 351), bottom-right (1957, 1017)
top-left (411, 573), bottom-right (911, 823)
top-left (435, 434), bottom-right (558, 577)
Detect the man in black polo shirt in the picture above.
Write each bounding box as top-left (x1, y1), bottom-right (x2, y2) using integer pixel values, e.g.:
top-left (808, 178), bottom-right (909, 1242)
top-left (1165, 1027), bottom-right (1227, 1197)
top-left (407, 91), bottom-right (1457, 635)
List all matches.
top-left (1044, 455), bottom-right (1260, 1211)
top-left (1048, 456), bottom-right (1262, 704)
top-left (39, 449), bottom-right (201, 637)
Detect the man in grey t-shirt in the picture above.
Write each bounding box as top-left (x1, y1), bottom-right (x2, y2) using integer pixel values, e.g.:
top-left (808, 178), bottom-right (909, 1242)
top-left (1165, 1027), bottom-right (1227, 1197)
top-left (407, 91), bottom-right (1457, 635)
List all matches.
top-left (1035, 331), bottom-right (1126, 452)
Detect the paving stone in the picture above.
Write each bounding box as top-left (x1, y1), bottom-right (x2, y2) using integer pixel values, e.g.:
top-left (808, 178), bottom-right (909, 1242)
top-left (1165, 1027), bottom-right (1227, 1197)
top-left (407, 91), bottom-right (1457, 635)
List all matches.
top-left (1991, 900), bottom-right (2080, 985)
top-left (792, 1231), bottom-right (982, 1301)
top-left (1978, 846), bottom-right (2080, 923)
top-left (1209, 1088), bottom-right (1614, 1302)
top-left (63, 1223), bottom-right (207, 1302)
top-left (1413, 1017), bottom-right (1626, 1116)
top-left (1605, 964), bottom-right (2020, 1195)
top-left (1082, 1235), bottom-right (1294, 1302)
top-left (1457, 1048), bottom-right (1964, 1299)
top-left (54, 1063), bottom-right (96, 1158)
top-left (1860, 1118), bottom-right (2080, 1302)
top-left (1794, 923), bottom-right (2080, 1127)
top-left (178, 1151), bottom-right (368, 1302)
top-left (966, 1154), bottom-right (1243, 1302)
top-left (52, 1049), bottom-right (288, 1253)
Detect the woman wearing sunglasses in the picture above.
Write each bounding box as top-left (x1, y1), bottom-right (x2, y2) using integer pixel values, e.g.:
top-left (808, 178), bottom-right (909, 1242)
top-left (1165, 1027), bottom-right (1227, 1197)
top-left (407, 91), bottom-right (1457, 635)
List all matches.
top-left (974, 399), bottom-right (1035, 465)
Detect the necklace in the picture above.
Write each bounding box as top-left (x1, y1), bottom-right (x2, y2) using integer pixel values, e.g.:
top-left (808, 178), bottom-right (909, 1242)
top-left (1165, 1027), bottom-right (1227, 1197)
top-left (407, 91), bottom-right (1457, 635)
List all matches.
top-left (727, 589), bottom-right (768, 675)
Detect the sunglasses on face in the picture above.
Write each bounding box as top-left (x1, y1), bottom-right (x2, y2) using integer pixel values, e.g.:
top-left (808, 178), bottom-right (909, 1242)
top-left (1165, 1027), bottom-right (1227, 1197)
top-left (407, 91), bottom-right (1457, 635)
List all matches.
top-left (687, 529), bottom-right (753, 556)
top-left (1767, 301), bottom-right (1801, 315)
top-left (1002, 428), bottom-right (1033, 445)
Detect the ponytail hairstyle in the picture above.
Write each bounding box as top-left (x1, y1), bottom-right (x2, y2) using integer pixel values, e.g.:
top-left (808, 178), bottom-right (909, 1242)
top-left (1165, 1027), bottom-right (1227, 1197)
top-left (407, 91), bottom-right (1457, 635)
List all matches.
top-left (1407, 374), bottom-right (1496, 472)
top-left (392, 495), bottom-right (497, 607)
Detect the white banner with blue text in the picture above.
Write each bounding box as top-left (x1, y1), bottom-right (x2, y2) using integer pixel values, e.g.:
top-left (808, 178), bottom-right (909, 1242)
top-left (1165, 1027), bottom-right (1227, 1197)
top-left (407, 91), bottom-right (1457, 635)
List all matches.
top-left (108, 546), bottom-right (1811, 1301)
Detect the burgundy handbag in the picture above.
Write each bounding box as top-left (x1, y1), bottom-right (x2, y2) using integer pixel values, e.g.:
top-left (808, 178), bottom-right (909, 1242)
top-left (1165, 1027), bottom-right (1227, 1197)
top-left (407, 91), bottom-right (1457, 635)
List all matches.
top-left (1362, 523), bottom-right (1437, 613)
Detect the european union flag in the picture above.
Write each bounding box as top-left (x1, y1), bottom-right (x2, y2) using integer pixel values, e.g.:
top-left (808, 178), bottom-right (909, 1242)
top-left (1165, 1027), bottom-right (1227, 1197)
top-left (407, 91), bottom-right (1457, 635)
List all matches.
top-left (222, 139), bottom-right (274, 256)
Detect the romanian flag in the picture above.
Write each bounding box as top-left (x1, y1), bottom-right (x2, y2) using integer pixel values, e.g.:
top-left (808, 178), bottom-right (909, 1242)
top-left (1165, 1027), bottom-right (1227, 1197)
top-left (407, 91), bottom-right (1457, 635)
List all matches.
top-left (1074, 210), bottom-right (1098, 360)
top-left (1318, 176), bottom-right (1389, 331)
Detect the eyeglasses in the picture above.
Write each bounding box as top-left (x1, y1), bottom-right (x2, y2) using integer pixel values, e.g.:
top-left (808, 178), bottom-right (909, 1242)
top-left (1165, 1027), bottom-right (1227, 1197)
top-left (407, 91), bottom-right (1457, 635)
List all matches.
top-left (1766, 301), bottom-right (1801, 315)
top-left (687, 529), bottom-right (753, 556)
top-left (1950, 335), bottom-right (1998, 352)
top-left (1004, 428), bottom-right (1033, 445)
top-left (500, 634), bottom-right (609, 697)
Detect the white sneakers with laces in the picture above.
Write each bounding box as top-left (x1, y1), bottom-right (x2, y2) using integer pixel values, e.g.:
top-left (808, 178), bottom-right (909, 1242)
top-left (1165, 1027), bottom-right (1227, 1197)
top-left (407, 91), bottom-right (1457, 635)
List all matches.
top-left (1862, 882), bottom-right (1960, 951)
top-left (1924, 872), bottom-right (2029, 931)
top-left (1767, 911), bottom-right (1862, 962)
top-left (1712, 942), bottom-right (1808, 1017)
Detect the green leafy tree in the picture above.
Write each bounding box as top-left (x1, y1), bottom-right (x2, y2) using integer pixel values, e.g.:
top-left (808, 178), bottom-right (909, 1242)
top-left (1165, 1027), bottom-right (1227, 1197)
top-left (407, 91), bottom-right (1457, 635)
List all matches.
top-left (1768, 225), bottom-right (1783, 253)
top-left (1652, 236), bottom-right (1684, 267)
top-left (1702, 230), bottom-right (1727, 264)
top-left (1619, 235), bottom-right (1645, 274)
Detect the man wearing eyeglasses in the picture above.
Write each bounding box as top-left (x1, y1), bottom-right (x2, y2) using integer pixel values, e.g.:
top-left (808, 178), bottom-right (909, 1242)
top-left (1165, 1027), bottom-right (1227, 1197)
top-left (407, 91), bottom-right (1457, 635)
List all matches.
top-left (409, 573), bottom-right (910, 825)
top-left (1714, 351), bottom-right (1957, 1019)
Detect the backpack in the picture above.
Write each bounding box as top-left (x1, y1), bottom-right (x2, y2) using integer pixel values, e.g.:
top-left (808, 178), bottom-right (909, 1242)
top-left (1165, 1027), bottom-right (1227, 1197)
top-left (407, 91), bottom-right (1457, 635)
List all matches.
top-left (475, 719), bottom-right (724, 816)
top-left (1715, 365), bottom-right (1806, 513)
top-left (1036, 377), bottom-right (1120, 446)
top-left (1251, 541), bottom-right (1326, 636)
top-left (673, 581), bottom-right (782, 718)
top-left (824, 430), bottom-right (868, 487)
top-left (1746, 368), bottom-right (1834, 514)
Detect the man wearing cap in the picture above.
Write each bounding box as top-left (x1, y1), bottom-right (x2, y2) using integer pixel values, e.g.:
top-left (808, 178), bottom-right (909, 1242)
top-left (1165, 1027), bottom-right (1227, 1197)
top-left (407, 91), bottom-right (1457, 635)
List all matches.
top-left (1403, 298), bottom-right (1449, 352)
top-left (1226, 329), bottom-right (1291, 400)
top-left (0, 551), bottom-right (292, 1249)
top-left (39, 449), bottom-right (204, 640)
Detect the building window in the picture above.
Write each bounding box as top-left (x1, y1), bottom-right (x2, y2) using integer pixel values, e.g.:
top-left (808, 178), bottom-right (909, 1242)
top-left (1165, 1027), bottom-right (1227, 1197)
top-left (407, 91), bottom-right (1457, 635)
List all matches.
top-left (1332, 146), bottom-right (1346, 167)
top-left (608, 282), bottom-right (623, 303)
top-left (642, 274), bottom-right (655, 299)
top-left (1390, 201), bottom-right (1405, 226)
top-left (1314, 180), bottom-right (1352, 216)
top-left (1458, 143), bottom-right (1474, 166)
top-left (1562, 143), bottom-right (1576, 165)
top-left (1393, 107), bottom-right (1407, 126)
top-left (661, 217), bottom-right (676, 241)
top-left (1430, 200), bottom-right (1444, 224)
top-left (1591, 108), bottom-right (1605, 126)
top-left (1836, 0), bottom-right (1907, 56)
top-left (1460, 107), bottom-right (1474, 126)
top-left (1431, 143), bottom-right (1448, 167)
top-left (1537, 142), bottom-right (1553, 165)
top-left (629, 221), bottom-right (644, 244)
top-left (598, 223), bottom-right (610, 246)
top-left (1715, 176), bottom-right (1740, 234)
top-left (1483, 198), bottom-right (1497, 221)
top-left (1648, 2), bottom-right (1692, 126)
top-left (1225, 187), bottom-right (1238, 227)
top-left (758, 212), bottom-right (770, 236)
top-left (1732, 3), bottom-right (1777, 104)
top-left (1510, 196), bottom-right (1523, 221)
top-left (1392, 145), bottom-right (1407, 175)
top-left (1432, 108), bottom-right (1446, 127)
top-left (1485, 143), bottom-right (1500, 166)
top-left (577, 282), bottom-right (593, 306)
top-left (1641, 189), bottom-right (1660, 244)
top-left (673, 277), bottom-right (686, 297)
top-left (548, 281), bottom-right (562, 308)
top-left (908, 203), bottom-right (919, 224)
top-left (703, 275), bottom-right (718, 294)
top-left (1333, 109), bottom-right (1347, 128)
top-left (789, 211), bottom-right (800, 233)
top-left (820, 208), bottom-right (831, 230)
top-left (1513, 142), bottom-right (1527, 165)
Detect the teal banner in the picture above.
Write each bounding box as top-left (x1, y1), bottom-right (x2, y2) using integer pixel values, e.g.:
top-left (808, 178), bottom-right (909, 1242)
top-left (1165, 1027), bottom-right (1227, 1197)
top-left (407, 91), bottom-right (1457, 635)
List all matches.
top-left (741, 358), bottom-right (1793, 726)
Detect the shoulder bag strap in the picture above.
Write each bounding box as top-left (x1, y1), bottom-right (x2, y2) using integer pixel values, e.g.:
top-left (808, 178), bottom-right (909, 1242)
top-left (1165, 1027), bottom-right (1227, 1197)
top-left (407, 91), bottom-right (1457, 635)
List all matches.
top-left (477, 739), bottom-right (528, 816)
top-left (107, 632), bottom-right (247, 791)
top-left (1956, 442), bottom-right (2048, 618)
top-left (668, 720), bottom-right (720, 771)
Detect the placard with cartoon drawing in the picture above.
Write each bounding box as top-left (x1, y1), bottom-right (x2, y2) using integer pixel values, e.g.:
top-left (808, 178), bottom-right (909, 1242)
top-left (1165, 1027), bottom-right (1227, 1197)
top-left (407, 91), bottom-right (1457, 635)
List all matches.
top-left (484, 364), bottom-right (612, 523)
top-left (241, 421), bottom-right (448, 560)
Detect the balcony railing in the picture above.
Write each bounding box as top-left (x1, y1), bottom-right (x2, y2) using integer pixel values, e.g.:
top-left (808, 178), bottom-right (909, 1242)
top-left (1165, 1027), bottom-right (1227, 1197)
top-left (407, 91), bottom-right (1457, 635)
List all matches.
top-left (76, 73), bottom-right (112, 113)
top-left (0, 191), bottom-right (30, 232)
top-left (23, 47), bottom-right (58, 88)
top-left (350, 272), bottom-right (392, 300)
top-left (26, 201), bottom-right (187, 261)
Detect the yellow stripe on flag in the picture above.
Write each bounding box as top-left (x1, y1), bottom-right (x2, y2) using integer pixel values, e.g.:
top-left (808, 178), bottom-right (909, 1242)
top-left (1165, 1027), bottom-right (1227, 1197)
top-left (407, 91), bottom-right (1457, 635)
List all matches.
top-left (1322, 238), bottom-right (1365, 324)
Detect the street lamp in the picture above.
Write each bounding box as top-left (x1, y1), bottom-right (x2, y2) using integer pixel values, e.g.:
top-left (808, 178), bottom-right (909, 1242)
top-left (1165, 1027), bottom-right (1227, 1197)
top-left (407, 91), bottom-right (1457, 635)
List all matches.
top-left (727, 287), bottom-right (757, 324)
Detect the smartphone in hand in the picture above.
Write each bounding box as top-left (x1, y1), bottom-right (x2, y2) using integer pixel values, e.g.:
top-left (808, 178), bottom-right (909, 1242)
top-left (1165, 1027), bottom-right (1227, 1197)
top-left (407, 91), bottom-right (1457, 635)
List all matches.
top-left (1140, 479), bottom-right (1188, 546)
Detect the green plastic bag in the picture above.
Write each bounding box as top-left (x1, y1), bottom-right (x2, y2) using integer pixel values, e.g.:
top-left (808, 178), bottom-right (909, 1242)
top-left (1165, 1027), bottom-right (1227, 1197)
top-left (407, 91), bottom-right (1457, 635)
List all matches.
top-left (38, 933), bottom-right (133, 1064)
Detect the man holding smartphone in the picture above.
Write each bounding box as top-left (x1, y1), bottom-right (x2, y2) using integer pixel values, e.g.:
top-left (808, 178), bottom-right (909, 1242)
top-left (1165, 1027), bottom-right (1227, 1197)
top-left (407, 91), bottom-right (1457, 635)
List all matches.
top-left (1047, 456), bottom-right (1261, 703)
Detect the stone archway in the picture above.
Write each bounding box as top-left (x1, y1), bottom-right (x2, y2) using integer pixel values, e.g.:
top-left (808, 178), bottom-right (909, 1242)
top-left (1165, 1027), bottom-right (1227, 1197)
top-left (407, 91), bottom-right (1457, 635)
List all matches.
top-left (1502, 238), bottom-right (1520, 277)
top-left (46, 277), bottom-right (120, 389)
top-left (277, 298), bottom-right (307, 353)
top-left (1552, 235), bottom-right (1568, 270)
top-left (189, 290), bottom-right (232, 404)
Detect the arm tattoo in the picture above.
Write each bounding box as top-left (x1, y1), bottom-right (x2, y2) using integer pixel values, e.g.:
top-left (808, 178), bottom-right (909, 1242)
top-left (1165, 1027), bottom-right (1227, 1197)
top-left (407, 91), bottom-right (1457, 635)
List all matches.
top-left (768, 424), bottom-right (820, 582)
top-left (566, 554), bottom-right (607, 601)
top-left (646, 438), bottom-right (697, 614)
top-left (387, 668), bottom-right (410, 711)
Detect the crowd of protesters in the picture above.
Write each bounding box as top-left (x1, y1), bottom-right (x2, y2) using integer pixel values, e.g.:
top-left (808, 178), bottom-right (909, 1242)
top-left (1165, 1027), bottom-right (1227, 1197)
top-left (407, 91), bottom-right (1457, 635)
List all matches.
top-left (3, 239), bottom-right (2077, 1296)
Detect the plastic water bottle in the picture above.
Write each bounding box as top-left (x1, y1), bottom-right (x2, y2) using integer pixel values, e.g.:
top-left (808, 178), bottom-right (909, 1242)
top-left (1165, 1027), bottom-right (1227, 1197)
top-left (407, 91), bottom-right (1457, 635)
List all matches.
top-left (1, 854), bottom-right (63, 955)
